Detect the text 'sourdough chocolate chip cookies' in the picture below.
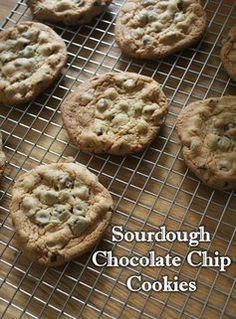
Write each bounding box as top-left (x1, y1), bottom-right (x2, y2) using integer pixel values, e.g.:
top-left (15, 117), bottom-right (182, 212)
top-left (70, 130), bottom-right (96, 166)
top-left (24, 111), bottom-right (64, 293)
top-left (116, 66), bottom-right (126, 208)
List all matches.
top-left (221, 26), bottom-right (236, 81)
top-left (0, 22), bottom-right (67, 105)
top-left (10, 161), bottom-right (113, 266)
top-left (26, 0), bottom-right (112, 25)
top-left (0, 132), bottom-right (6, 175)
top-left (177, 96), bottom-right (236, 190)
top-left (115, 0), bottom-right (207, 60)
top-left (61, 72), bottom-right (168, 155)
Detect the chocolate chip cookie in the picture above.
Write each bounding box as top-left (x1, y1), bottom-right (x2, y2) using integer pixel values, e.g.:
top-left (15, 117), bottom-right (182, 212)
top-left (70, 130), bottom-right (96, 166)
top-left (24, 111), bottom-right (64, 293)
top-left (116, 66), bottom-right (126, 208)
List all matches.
top-left (10, 161), bottom-right (113, 266)
top-left (0, 132), bottom-right (6, 175)
top-left (221, 26), bottom-right (236, 81)
top-left (26, 0), bottom-right (112, 25)
top-left (0, 21), bottom-right (67, 105)
top-left (115, 0), bottom-right (207, 60)
top-left (60, 72), bottom-right (168, 155)
top-left (177, 96), bottom-right (236, 190)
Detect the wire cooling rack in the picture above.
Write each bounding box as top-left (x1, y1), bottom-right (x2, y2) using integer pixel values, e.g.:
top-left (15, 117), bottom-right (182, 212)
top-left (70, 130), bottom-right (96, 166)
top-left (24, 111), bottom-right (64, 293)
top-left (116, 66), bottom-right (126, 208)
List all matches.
top-left (0, 0), bottom-right (236, 318)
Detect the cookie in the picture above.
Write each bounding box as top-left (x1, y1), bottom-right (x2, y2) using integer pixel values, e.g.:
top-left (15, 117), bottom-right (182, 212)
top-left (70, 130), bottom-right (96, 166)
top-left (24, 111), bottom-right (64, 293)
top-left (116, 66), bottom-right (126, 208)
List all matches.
top-left (0, 132), bottom-right (6, 175)
top-left (60, 72), bottom-right (168, 155)
top-left (0, 21), bottom-right (67, 105)
top-left (10, 161), bottom-right (113, 266)
top-left (26, 0), bottom-right (112, 25)
top-left (177, 96), bottom-right (236, 190)
top-left (115, 0), bottom-right (207, 60)
top-left (220, 26), bottom-right (236, 81)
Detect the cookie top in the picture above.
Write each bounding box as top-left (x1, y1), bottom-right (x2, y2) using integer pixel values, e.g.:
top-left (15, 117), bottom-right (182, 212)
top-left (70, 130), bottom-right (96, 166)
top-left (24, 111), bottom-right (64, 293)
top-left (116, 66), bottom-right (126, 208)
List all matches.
top-left (115, 0), bottom-right (207, 60)
top-left (177, 96), bottom-right (236, 190)
top-left (0, 132), bottom-right (6, 175)
top-left (0, 21), bottom-right (67, 105)
top-left (10, 161), bottom-right (113, 266)
top-left (220, 26), bottom-right (236, 81)
top-left (26, 0), bottom-right (112, 25)
top-left (61, 72), bottom-right (168, 155)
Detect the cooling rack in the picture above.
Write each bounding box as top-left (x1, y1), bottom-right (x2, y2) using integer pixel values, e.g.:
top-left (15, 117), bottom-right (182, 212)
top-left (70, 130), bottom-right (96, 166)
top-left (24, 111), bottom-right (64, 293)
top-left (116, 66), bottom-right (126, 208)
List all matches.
top-left (0, 0), bottom-right (236, 318)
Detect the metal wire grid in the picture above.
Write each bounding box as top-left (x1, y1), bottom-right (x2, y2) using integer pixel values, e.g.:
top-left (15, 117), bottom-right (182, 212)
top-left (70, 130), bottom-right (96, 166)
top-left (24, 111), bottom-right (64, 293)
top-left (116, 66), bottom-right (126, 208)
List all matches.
top-left (0, 0), bottom-right (236, 318)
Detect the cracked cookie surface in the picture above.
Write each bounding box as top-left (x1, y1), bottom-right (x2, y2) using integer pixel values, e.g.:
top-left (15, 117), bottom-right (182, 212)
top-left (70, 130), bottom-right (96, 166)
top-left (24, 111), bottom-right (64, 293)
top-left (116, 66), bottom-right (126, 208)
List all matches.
top-left (10, 161), bottom-right (113, 266)
top-left (0, 21), bottom-right (67, 105)
top-left (61, 72), bottom-right (168, 155)
top-left (26, 0), bottom-right (112, 25)
top-left (177, 96), bottom-right (236, 190)
top-left (115, 0), bottom-right (207, 60)
top-left (0, 132), bottom-right (6, 175)
top-left (221, 26), bottom-right (236, 81)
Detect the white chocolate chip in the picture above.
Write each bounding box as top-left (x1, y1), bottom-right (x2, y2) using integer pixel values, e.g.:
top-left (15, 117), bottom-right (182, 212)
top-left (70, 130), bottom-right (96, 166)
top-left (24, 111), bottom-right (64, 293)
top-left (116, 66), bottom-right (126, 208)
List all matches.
top-left (67, 215), bottom-right (88, 235)
top-left (123, 79), bottom-right (136, 90)
top-left (52, 204), bottom-right (71, 221)
top-left (143, 35), bottom-right (152, 45)
top-left (143, 0), bottom-right (156, 6)
top-left (136, 10), bottom-right (149, 25)
top-left (218, 136), bottom-right (231, 151)
top-left (152, 21), bottom-right (163, 32)
top-left (93, 119), bottom-right (107, 136)
top-left (142, 104), bottom-right (158, 116)
top-left (147, 11), bottom-right (158, 22)
top-left (136, 119), bottom-right (149, 133)
top-left (38, 44), bottom-right (54, 56)
top-left (175, 12), bottom-right (185, 22)
top-left (20, 174), bottom-right (38, 190)
top-left (38, 31), bottom-right (50, 43)
top-left (41, 190), bottom-right (58, 205)
top-left (81, 91), bottom-right (94, 104)
top-left (58, 189), bottom-right (72, 203)
top-left (35, 209), bottom-right (51, 225)
top-left (218, 160), bottom-right (231, 172)
top-left (22, 195), bottom-right (40, 210)
top-left (132, 27), bottom-right (145, 38)
top-left (104, 88), bottom-right (118, 100)
top-left (73, 199), bottom-right (87, 216)
top-left (97, 98), bottom-right (109, 110)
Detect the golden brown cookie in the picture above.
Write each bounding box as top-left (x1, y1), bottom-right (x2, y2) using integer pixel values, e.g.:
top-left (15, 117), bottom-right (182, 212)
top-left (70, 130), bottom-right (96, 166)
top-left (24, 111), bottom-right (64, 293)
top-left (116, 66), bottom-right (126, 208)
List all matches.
top-left (60, 72), bottom-right (168, 155)
top-left (115, 0), bottom-right (207, 60)
top-left (10, 161), bottom-right (113, 266)
top-left (221, 26), bottom-right (236, 81)
top-left (0, 21), bottom-right (67, 105)
top-left (177, 96), bottom-right (236, 190)
top-left (26, 0), bottom-right (112, 25)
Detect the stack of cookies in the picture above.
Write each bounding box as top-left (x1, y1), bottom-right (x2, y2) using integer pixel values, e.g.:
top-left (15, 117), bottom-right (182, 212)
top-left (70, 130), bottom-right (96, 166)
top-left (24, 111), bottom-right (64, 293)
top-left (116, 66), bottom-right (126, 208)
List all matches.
top-left (0, 0), bottom-right (235, 266)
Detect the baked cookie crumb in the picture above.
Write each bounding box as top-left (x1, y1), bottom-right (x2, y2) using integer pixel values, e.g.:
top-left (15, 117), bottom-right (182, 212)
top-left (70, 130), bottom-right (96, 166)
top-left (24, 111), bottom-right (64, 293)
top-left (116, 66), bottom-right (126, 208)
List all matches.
top-left (115, 0), bottom-right (207, 60)
top-left (26, 0), bottom-right (112, 25)
top-left (0, 21), bottom-right (67, 105)
top-left (10, 161), bottom-right (113, 266)
top-left (60, 72), bottom-right (168, 155)
top-left (220, 26), bottom-right (236, 81)
top-left (177, 96), bottom-right (236, 190)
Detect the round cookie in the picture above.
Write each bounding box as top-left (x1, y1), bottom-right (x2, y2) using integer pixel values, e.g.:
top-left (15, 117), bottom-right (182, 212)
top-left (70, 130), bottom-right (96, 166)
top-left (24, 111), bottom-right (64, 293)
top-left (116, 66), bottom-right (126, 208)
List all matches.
top-left (0, 132), bottom-right (6, 175)
top-left (0, 21), bottom-right (67, 105)
top-left (60, 72), bottom-right (168, 155)
top-left (10, 161), bottom-right (113, 266)
top-left (26, 0), bottom-right (112, 25)
top-left (177, 96), bottom-right (236, 190)
top-left (115, 0), bottom-right (207, 60)
top-left (220, 26), bottom-right (236, 81)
